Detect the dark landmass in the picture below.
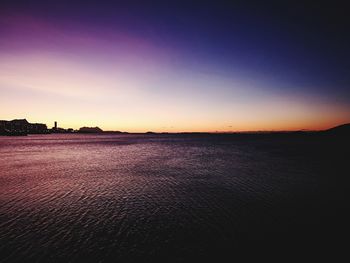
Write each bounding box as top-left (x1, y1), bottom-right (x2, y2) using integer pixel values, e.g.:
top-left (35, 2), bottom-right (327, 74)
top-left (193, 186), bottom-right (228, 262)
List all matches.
top-left (1, 119), bottom-right (349, 137)
top-left (78, 126), bottom-right (104, 133)
top-left (0, 119), bottom-right (103, 135)
top-left (0, 119), bottom-right (48, 135)
top-left (103, 130), bottom-right (129, 134)
top-left (324, 123), bottom-right (350, 135)
top-left (51, 127), bottom-right (75, 134)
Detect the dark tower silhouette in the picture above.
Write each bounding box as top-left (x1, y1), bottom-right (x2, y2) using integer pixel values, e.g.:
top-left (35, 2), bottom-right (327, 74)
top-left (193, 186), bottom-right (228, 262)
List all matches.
top-left (54, 121), bottom-right (57, 129)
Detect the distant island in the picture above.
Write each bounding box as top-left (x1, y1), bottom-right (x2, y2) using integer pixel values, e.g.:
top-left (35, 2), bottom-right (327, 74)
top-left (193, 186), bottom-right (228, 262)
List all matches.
top-left (78, 127), bottom-right (103, 133)
top-left (0, 118), bottom-right (349, 136)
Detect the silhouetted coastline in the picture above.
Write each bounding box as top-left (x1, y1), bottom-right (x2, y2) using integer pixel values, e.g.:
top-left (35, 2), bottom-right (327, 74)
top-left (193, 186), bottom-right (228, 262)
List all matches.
top-left (0, 119), bottom-right (48, 136)
top-left (1, 118), bottom-right (349, 137)
top-left (0, 119), bottom-right (104, 136)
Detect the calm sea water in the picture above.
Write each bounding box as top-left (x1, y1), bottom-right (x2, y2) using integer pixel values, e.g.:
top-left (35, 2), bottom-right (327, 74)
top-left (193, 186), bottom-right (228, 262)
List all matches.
top-left (0, 134), bottom-right (348, 262)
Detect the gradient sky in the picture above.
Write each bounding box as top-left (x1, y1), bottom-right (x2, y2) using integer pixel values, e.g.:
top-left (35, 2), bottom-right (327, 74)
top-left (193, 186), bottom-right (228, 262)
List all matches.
top-left (1, 1), bottom-right (349, 132)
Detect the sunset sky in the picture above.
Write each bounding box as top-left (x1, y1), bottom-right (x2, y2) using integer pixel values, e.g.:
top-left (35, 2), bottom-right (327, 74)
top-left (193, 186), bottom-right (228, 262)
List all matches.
top-left (1, 1), bottom-right (349, 132)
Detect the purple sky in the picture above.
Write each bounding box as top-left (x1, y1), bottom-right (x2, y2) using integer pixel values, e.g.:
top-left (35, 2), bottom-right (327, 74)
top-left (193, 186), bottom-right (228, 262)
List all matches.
top-left (1, 1), bottom-right (349, 131)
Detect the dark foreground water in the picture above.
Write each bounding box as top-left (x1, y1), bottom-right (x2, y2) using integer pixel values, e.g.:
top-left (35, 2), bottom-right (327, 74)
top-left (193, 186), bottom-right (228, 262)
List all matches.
top-left (0, 134), bottom-right (349, 262)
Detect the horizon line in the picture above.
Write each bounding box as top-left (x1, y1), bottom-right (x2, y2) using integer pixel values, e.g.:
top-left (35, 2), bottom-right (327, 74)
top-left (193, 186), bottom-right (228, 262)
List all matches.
top-left (1, 118), bottom-right (349, 134)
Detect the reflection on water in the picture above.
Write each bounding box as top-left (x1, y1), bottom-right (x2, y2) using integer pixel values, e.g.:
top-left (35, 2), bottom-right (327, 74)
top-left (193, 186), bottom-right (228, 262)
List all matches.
top-left (0, 134), bottom-right (348, 261)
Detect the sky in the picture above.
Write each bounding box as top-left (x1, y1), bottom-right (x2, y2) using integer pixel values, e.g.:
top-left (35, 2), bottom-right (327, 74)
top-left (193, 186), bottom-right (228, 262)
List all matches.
top-left (1, 0), bottom-right (349, 132)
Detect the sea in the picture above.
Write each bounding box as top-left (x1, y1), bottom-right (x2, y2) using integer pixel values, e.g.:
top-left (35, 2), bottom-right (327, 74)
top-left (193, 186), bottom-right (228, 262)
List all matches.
top-left (0, 134), bottom-right (349, 262)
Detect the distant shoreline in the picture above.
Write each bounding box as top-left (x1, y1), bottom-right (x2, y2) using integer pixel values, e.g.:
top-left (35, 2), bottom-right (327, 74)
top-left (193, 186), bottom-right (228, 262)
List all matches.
top-left (1, 129), bottom-right (349, 137)
top-left (1, 118), bottom-right (349, 136)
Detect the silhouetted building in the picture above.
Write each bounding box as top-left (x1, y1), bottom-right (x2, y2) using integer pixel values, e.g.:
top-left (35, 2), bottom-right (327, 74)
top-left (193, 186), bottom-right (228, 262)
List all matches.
top-left (28, 123), bottom-right (48, 134)
top-left (0, 119), bottom-right (48, 135)
top-left (50, 121), bottom-right (76, 133)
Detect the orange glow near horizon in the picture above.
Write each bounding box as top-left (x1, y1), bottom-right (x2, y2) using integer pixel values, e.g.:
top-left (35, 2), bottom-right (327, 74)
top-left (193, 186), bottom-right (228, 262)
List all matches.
top-left (0, 52), bottom-right (349, 132)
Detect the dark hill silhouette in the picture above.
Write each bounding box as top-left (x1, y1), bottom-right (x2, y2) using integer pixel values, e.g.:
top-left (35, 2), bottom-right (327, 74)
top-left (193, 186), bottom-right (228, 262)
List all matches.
top-left (78, 126), bottom-right (103, 133)
top-left (325, 123), bottom-right (350, 135)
